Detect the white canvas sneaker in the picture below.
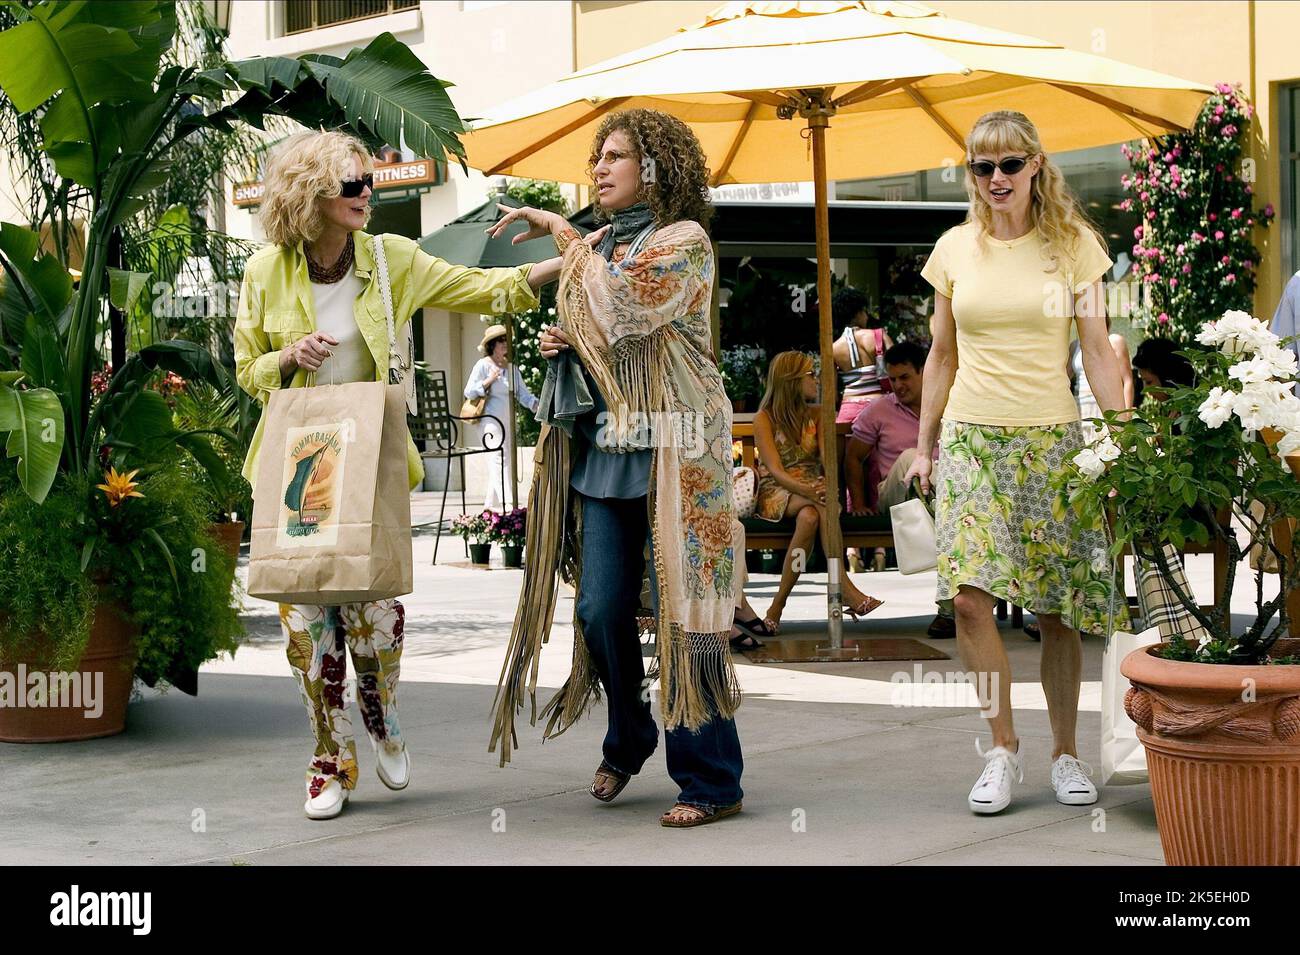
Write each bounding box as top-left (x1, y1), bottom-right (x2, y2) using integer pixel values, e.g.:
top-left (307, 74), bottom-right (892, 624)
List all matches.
top-left (304, 778), bottom-right (349, 820)
top-left (968, 739), bottom-right (1023, 815)
top-left (376, 744), bottom-right (410, 791)
top-left (1050, 754), bottom-right (1098, 805)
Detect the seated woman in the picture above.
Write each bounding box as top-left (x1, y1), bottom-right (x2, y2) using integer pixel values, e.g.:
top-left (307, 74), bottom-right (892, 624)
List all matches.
top-left (751, 351), bottom-right (884, 633)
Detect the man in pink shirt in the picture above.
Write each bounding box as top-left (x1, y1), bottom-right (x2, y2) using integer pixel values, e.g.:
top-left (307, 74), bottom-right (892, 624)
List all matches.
top-left (845, 342), bottom-right (954, 637)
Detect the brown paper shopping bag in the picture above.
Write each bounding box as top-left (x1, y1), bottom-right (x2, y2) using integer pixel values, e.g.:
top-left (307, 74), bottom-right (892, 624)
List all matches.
top-left (248, 380), bottom-right (413, 605)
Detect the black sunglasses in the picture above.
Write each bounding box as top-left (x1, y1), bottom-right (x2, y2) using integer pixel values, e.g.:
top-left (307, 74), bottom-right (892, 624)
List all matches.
top-left (339, 173), bottom-right (374, 198)
top-left (967, 156), bottom-right (1031, 178)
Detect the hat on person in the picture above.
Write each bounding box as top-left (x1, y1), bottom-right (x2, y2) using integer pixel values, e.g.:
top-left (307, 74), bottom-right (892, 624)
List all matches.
top-left (478, 323), bottom-right (509, 355)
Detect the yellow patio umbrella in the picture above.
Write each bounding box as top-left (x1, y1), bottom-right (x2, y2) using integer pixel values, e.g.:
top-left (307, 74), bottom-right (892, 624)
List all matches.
top-left (464, 0), bottom-right (1212, 654)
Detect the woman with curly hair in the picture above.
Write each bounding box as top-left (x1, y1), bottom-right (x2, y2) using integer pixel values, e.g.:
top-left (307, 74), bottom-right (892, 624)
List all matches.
top-left (489, 108), bottom-right (746, 828)
top-left (905, 110), bottom-right (1127, 816)
top-left (234, 129), bottom-right (575, 820)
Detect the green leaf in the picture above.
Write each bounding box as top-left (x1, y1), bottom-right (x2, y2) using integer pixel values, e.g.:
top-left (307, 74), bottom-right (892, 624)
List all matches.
top-left (108, 267), bottom-right (152, 313)
top-left (142, 525), bottom-right (179, 593)
top-left (20, 313), bottom-right (65, 391)
top-left (0, 381), bottom-right (64, 503)
top-left (80, 537), bottom-right (96, 573)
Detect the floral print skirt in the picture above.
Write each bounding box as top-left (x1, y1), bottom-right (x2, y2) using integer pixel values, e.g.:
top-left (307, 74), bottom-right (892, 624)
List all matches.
top-left (935, 420), bottom-right (1121, 635)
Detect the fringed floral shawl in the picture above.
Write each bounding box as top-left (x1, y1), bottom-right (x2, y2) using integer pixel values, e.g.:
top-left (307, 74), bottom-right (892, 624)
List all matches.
top-left (491, 220), bottom-right (744, 765)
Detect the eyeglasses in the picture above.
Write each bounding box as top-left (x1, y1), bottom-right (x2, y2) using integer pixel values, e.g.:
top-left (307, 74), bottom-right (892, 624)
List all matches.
top-left (339, 174), bottom-right (374, 199)
top-left (967, 157), bottom-right (1030, 178)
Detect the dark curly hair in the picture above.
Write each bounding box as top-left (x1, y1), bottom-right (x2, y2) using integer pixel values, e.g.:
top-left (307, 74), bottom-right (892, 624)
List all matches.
top-left (832, 286), bottom-right (872, 332)
top-left (587, 109), bottom-right (713, 230)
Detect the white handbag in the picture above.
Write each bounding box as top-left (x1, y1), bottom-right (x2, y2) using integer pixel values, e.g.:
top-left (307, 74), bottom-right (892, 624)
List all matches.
top-left (890, 496), bottom-right (937, 575)
top-left (371, 233), bottom-right (417, 416)
top-left (732, 466), bottom-right (757, 518)
top-left (1101, 627), bottom-right (1161, 785)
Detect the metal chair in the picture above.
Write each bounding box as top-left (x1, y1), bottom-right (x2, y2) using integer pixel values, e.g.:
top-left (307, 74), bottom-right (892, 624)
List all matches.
top-left (408, 369), bottom-right (506, 563)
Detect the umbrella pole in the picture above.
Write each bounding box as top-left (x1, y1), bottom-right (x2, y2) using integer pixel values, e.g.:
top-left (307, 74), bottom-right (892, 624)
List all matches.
top-left (809, 111), bottom-right (845, 651)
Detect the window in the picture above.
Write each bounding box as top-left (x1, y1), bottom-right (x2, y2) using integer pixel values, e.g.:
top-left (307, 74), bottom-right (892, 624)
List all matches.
top-left (284, 0), bottom-right (420, 35)
top-left (1283, 83), bottom-right (1300, 279)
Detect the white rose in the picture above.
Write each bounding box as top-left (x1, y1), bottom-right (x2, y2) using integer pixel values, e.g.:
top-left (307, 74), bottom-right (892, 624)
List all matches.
top-left (1257, 343), bottom-right (1299, 380)
top-left (1073, 447), bottom-right (1105, 480)
top-left (1198, 386), bottom-right (1237, 428)
top-left (1278, 430), bottom-right (1300, 457)
top-left (1233, 381), bottom-right (1288, 431)
top-left (1228, 356), bottom-right (1274, 385)
top-left (1095, 437), bottom-right (1121, 462)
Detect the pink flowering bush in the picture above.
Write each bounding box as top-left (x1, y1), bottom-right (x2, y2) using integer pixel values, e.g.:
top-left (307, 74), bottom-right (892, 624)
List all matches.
top-left (1121, 83), bottom-right (1274, 341)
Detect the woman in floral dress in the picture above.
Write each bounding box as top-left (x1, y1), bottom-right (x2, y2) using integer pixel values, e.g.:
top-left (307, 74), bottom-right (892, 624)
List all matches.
top-left (905, 110), bottom-right (1128, 816)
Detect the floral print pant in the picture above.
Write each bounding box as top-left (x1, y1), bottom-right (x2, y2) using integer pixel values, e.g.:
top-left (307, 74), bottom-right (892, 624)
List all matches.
top-left (279, 599), bottom-right (405, 798)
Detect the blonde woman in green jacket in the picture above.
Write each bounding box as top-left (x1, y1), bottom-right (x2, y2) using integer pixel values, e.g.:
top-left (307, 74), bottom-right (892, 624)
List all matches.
top-left (234, 130), bottom-right (576, 820)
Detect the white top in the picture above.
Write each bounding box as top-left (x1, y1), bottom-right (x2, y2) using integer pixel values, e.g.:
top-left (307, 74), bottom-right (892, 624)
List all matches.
top-left (464, 356), bottom-right (539, 422)
top-left (311, 272), bottom-right (375, 385)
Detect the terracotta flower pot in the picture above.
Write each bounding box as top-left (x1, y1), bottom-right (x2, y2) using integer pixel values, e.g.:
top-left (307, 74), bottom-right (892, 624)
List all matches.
top-left (209, 520), bottom-right (246, 561)
top-left (1122, 639), bottom-right (1300, 865)
top-left (0, 600), bottom-right (138, 743)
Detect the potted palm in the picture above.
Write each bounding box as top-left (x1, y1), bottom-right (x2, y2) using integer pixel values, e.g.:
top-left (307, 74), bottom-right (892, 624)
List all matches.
top-left (0, 1), bottom-right (472, 738)
top-left (1061, 309), bottom-right (1300, 865)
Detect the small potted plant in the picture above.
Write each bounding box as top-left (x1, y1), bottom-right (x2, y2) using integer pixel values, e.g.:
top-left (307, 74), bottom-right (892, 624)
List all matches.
top-left (1060, 309), bottom-right (1300, 865)
top-left (721, 345), bottom-right (767, 413)
top-left (493, 507), bottom-right (527, 568)
top-left (453, 510), bottom-right (495, 565)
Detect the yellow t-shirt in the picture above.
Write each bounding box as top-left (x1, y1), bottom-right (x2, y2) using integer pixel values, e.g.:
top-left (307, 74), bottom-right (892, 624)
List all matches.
top-left (921, 221), bottom-right (1112, 427)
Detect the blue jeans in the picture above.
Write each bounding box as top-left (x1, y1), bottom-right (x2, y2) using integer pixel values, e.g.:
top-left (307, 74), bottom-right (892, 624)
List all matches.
top-left (575, 493), bottom-right (744, 809)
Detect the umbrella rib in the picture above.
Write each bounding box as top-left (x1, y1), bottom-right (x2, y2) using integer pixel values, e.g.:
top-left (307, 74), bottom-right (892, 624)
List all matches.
top-left (902, 83), bottom-right (967, 150)
top-left (481, 97), bottom-right (630, 175)
top-left (712, 100), bottom-right (761, 186)
top-left (733, 90), bottom-right (789, 108)
top-left (834, 76), bottom-right (923, 108)
top-left (1046, 82), bottom-right (1186, 133)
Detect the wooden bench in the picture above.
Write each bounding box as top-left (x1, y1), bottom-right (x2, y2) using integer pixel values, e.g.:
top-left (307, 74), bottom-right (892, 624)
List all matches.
top-left (731, 415), bottom-right (1231, 627)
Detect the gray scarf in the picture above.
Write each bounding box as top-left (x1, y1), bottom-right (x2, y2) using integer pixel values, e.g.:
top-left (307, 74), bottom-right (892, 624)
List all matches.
top-left (535, 203), bottom-right (656, 436)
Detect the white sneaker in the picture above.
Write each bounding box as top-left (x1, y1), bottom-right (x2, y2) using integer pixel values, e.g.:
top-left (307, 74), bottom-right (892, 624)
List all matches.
top-left (376, 744), bottom-right (410, 791)
top-left (968, 739), bottom-right (1023, 815)
top-left (304, 779), bottom-right (349, 820)
top-left (1050, 754), bottom-right (1098, 805)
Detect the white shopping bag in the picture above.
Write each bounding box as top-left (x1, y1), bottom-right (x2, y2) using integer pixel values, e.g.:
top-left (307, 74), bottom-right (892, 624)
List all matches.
top-left (1100, 626), bottom-right (1161, 785)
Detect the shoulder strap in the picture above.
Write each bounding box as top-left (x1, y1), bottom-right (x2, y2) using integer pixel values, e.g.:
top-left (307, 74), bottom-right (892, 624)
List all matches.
top-left (371, 233), bottom-right (417, 416)
top-left (873, 326), bottom-right (884, 355)
top-left (843, 325), bottom-right (860, 366)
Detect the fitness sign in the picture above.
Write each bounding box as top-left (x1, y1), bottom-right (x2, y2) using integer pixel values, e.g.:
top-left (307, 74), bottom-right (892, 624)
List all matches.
top-left (232, 158), bottom-right (442, 207)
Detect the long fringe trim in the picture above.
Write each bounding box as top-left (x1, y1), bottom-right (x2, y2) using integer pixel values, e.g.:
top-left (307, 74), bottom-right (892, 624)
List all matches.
top-left (489, 424), bottom-right (600, 766)
top-left (647, 457), bottom-right (744, 732)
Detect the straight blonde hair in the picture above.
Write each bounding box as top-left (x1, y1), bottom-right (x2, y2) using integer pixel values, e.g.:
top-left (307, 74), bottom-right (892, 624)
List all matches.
top-left (260, 130), bottom-right (374, 247)
top-left (963, 110), bottom-right (1108, 274)
top-left (757, 351), bottom-right (816, 454)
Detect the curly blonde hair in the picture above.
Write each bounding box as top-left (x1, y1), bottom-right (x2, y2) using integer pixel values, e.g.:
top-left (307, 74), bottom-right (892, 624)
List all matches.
top-left (757, 351), bottom-right (817, 455)
top-left (586, 109), bottom-right (713, 230)
top-left (260, 130), bottom-right (374, 247)
top-left (963, 110), bottom-right (1107, 273)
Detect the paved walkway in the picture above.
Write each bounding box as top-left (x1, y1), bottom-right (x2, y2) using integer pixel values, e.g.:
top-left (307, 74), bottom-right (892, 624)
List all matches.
top-left (8, 493), bottom-right (1267, 865)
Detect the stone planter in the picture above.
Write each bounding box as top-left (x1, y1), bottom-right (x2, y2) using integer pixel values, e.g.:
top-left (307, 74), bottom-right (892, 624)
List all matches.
top-left (1122, 638), bottom-right (1300, 865)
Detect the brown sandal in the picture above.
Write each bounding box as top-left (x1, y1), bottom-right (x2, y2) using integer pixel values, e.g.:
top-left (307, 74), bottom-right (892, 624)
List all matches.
top-left (590, 760), bottom-right (631, 803)
top-left (660, 801), bottom-right (743, 828)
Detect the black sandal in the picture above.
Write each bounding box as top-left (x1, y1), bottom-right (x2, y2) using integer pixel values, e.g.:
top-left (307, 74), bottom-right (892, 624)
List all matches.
top-left (730, 631), bottom-right (764, 651)
top-left (590, 760), bottom-right (631, 803)
top-left (733, 612), bottom-right (773, 640)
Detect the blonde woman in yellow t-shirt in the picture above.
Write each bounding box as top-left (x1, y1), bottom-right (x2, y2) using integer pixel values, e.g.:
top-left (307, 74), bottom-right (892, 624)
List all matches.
top-left (905, 110), bottom-right (1128, 816)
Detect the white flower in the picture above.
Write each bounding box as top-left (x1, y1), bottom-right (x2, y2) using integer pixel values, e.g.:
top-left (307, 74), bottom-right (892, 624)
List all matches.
top-left (1200, 310), bottom-right (1277, 356)
top-left (1073, 447), bottom-right (1105, 480)
top-left (1094, 437), bottom-right (1121, 462)
top-left (1278, 430), bottom-right (1300, 457)
top-left (1257, 343), bottom-right (1299, 380)
top-left (1228, 356), bottom-right (1275, 385)
top-left (1198, 386), bottom-right (1237, 428)
top-left (1233, 381), bottom-right (1290, 431)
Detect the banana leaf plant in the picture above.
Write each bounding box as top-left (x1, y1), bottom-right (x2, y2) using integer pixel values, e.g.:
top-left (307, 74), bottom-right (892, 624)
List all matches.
top-left (0, 0), bottom-right (469, 507)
